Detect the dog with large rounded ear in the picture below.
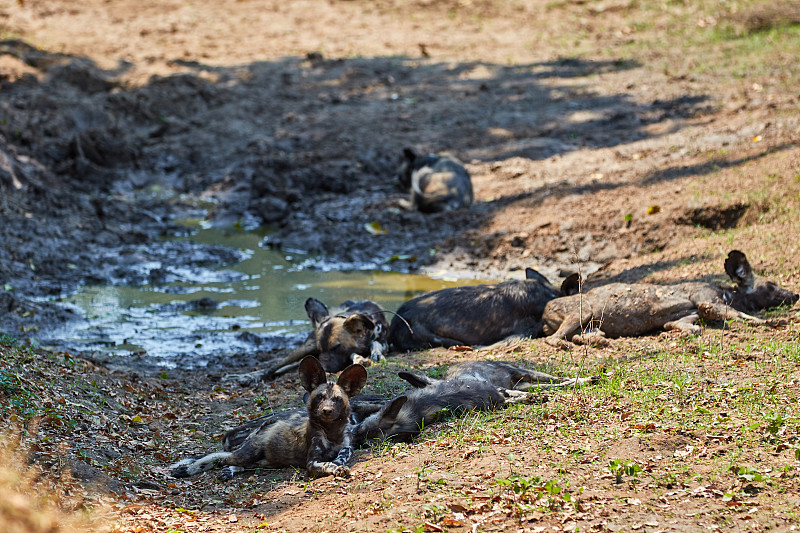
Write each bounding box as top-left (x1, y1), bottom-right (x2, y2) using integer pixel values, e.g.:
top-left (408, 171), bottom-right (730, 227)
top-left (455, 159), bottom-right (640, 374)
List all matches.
top-left (299, 356), bottom-right (329, 393)
top-left (335, 364), bottom-right (368, 399)
top-left (724, 250), bottom-right (754, 288)
top-left (342, 314), bottom-right (375, 339)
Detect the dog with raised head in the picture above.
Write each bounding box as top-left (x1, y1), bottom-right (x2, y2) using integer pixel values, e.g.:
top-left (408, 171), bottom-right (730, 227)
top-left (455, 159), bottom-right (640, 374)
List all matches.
top-left (170, 356), bottom-right (367, 480)
top-left (388, 268), bottom-right (564, 351)
top-left (398, 149), bottom-right (473, 213)
top-left (223, 298), bottom-right (388, 385)
top-left (542, 250), bottom-right (798, 346)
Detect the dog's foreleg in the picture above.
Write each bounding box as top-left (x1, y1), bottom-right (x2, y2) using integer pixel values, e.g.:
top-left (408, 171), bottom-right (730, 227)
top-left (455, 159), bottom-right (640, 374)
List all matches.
top-left (697, 302), bottom-right (764, 325)
top-left (369, 340), bottom-right (387, 362)
top-left (544, 316), bottom-right (582, 347)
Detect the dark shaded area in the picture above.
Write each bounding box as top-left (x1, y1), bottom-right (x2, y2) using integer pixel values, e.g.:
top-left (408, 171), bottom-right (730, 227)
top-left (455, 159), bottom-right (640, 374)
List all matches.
top-left (676, 202), bottom-right (750, 231)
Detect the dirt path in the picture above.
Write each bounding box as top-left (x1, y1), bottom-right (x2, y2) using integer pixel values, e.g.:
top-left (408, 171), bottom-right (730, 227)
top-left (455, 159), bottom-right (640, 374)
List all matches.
top-left (2, 0), bottom-right (800, 532)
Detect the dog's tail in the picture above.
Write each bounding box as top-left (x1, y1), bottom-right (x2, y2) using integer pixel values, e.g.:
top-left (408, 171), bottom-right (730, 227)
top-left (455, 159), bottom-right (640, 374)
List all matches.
top-left (170, 451), bottom-right (231, 478)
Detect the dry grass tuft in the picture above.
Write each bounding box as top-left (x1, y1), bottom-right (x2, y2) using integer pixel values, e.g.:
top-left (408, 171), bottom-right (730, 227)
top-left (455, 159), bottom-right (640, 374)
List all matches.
top-left (0, 431), bottom-right (110, 533)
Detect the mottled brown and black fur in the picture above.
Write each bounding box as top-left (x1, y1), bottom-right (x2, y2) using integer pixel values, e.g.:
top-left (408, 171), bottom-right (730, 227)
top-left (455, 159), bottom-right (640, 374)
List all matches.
top-left (542, 250), bottom-right (799, 346)
top-left (398, 149), bottom-right (473, 213)
top-left (223, 298), bottom-right (388, 385)
top-left (170, 356), bottom-right (367, 480)
top-left (388, 268), bottom-right (563, 351)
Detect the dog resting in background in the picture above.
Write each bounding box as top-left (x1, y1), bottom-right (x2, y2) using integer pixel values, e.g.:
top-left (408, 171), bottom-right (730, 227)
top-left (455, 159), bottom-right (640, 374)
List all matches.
top-left (223, 298), bottom-right (388, 385)
top-left (170, 356), bottom-right (367, 480)
top-left (388, 268), bottom-right (564, 351)
top-left (397, 149), bottom-right (473, 213)
top-left (542, 250), bottom-right (799, 346)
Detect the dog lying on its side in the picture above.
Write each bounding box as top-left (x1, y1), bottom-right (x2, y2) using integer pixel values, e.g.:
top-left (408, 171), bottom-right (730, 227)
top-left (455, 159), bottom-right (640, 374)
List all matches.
top-left (223, 298), bottom-right (388, 385)
top-left (350, 360), bottom-right (598, 444)
top-left (170, 356), bottom-right (366, 480)
top-left (542, 250), bottom-right (799, 346)
top-left (388, 268), bottom-right (565, 351)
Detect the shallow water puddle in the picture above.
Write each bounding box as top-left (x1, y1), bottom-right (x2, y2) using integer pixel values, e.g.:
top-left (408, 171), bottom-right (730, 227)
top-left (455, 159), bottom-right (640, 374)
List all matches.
top-left (48, 224), bottom-right (489, 368)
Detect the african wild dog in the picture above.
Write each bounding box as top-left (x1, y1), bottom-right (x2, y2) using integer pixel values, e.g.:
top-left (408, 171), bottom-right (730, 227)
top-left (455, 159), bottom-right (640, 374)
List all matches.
top-left (170, 356), bottom-right (367, 480)
top-left (397, 149), bottom-right (473, 213)
top-left (388, 268), bottom-right (564, 351)
top-left (542, 250), bottom-right (799, 346)
top-left (223, 298), bottom-right (388, 385)
top-left (350, 365), bottom-right (554, 444)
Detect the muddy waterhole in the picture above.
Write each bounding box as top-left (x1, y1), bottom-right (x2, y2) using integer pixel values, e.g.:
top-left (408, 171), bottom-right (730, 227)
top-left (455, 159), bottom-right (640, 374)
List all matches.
top-left (39, 221), bottom-right (490, 369)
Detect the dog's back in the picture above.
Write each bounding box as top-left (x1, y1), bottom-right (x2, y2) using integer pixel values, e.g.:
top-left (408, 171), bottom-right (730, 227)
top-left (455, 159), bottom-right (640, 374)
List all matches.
top-left (388, 268), bottom-right (561, 351)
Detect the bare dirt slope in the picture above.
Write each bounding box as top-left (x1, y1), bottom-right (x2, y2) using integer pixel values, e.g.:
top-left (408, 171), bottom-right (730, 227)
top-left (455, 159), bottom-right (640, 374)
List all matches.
top-left (2, 0), bottom-right (800, 532)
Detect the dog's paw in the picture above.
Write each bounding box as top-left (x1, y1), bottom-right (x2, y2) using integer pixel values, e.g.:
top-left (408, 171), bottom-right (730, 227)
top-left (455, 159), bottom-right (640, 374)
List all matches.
top-left (170, 463), bottom-right (192, 478)
top-left (333, 465), bottom-right (351, 478)
top-left (544, 337), bottom-right (571, 350)
top-left (351, 354), bottom-right (373, 367)
top-left (572, 333), bottom-right (609, 347)
top-left (217, 466), bottom-right (236, 481)
top-left (765, 317), bottom-right (788, 328)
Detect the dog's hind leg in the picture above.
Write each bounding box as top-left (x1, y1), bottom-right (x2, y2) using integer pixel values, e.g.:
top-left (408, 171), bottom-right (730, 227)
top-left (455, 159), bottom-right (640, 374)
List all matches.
top-left (514, 375), bottom-right (600, 391)
top-left (502, 389), bottom-right (548, 404)
top-left (170, 451), bottom-right (232, 478)
top-left (663, 313), bottom-right (702, 335)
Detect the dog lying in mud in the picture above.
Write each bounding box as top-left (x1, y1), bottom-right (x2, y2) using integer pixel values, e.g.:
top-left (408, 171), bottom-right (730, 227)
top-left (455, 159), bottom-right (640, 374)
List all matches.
top-left (223, 298), bottom-right (388, 385)
top-left (397, 149), bottom-right (473, 213)
top-left (542, 250), bottom-right (799, 346)
top-left (388, 268), bottom-right (563, 351)
top-left (170, 356), bottom-right (366, 480)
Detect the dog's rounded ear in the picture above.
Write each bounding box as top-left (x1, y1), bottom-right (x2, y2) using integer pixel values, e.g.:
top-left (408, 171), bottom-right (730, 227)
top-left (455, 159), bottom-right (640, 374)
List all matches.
top-left (398, 371), bottom-right (434, 388)
top-left (381, 395), bottom-right (408, 422)
top-left (299, 356), bottom-right (328, 392)
top-left (724, 250), bottom-right (754, 287)
top-left (402, 147), bottom-right (417, 162)
top-left (343, 314), bottom-right (375, 337)
top-left (524, 267), bottom-right (550, 285)
top-left (336, 364), bottom-right (368, 398)
top-left (560, 273), bottom-right (581, 296)
top-left (305, 298), bottom-right (330, 327)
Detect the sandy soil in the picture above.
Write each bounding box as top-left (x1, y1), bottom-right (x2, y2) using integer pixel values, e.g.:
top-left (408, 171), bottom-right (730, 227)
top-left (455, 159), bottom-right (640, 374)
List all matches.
top-left (2, 0), bottom-right (800, 532)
